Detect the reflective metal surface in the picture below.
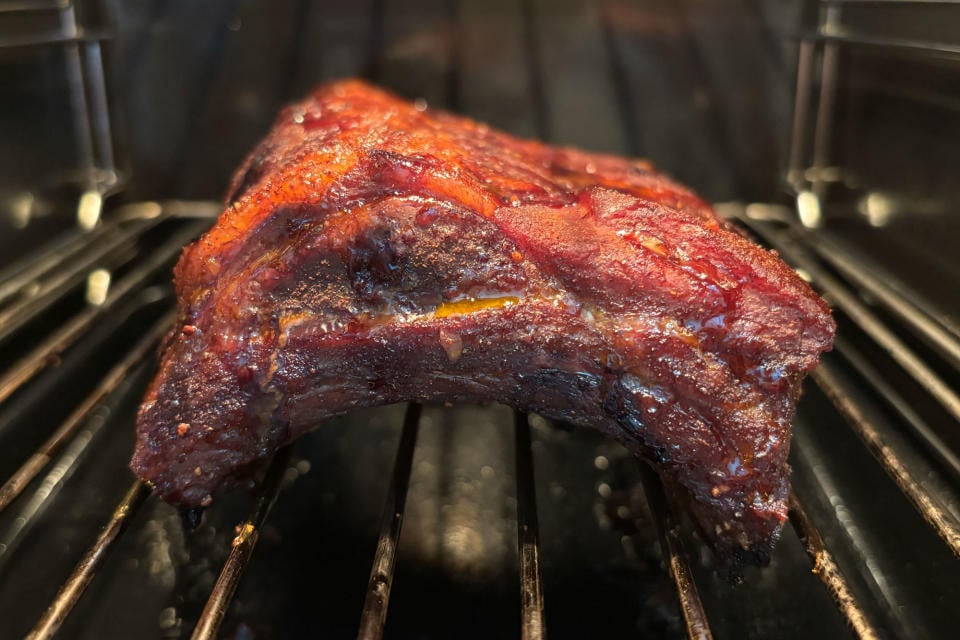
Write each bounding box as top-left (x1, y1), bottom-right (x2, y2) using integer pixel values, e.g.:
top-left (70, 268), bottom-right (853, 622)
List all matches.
top-left (1, 0), bottom-right (960, 638)
top-left (356, 404), bottom-right (420, 640)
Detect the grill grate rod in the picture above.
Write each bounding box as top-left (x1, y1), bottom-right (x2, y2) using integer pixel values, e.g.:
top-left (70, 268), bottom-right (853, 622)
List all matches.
top-left (0, 289), bottom-right (159, 569)
top-left (637, 464), bottom-right (714, 640)
top-left (832, 334), bottom-right (960, 479)
top-left (356, 403), bottom-right (422, 640)
top-left (802, 232), bottom-right (960, 369)
top-left (0, 311), bottom-right (173, 514)
top-left (735, 213), bottom-right (960, 425)
top-left (0, 216), bottom-right (164, 346)
top-left (731, 211), bottom-right (960, 555)
top-left (812, 362), bottom-right (960, 556)
top-left (0, 222), bottom-right (202, 405)
top-left (0, 199), bottom-right (217, 311)
top-left (104, 200), bottom-right (222, 224)
top-left (25, 479), bottom-right (150, 640)
top-left (802, 30), bottom-right (960, 57)
top-left (0, 226), bottom-right (104, 308)
top-left (515, 412), bottom-right (546, 640)
top-left (821, 1), bottom-right (960, 5)
top-left (788, 492), bottom-right (882, 640)
top-left (191, 447), bottom-right (293, 640)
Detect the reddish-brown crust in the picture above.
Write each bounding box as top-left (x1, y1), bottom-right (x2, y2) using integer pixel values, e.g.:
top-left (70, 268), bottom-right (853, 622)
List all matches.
top-left (132, 80), bottom-right (835, 567)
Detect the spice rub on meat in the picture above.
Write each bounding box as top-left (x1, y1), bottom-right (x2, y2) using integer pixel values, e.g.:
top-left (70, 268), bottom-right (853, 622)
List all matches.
top-left (131, 79), bottom-right (835, 567)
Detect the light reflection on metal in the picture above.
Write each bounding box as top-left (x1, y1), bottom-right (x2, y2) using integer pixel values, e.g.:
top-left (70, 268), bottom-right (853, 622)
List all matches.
top-left (743, 202), bottom-right (793, 222)
top-left (25, 480), bottom-right (150, 640)
top-left (8, 192), bottom-right (35, 229)
top-left (515, 412), bottom-right (546, 640)
top-left (0, 222), bottom-right (202, 405)
top-left (857, 193), bottom-right (896, 227)
top-left (803, 166), bottom-right (843, 184)
top-left (85, 269), bottom-right (111, 306)
top-left (797, 190), bottom-right (823, 228)
top-left (812, 364), bottom-right (960, 557)
top-left (77, 191), bottom-right (103, 230)
top-left (114, 200), bottom-right (221, 221)
top-left (788, 492), bottom-right (883, 640)
top-left (0, 313), bottom-right (171, 515)
top-left (356, 404), bottom-right (421, 640)
top-left (0, 425), bottom-right (99, 569)
top-left (191, 449), bottom-right (293, 640)
top-left (398, 405), bottom-right (514, 582)
top-left (637, 464), bottom-right (714, 640)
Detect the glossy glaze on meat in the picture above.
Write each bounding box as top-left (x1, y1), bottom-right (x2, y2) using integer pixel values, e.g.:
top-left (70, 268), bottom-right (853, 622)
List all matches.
top-left (131, 80), bottom-right (835, 568)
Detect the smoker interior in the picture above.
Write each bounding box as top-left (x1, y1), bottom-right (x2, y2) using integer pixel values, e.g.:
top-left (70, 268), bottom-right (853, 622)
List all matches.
top-left (1, 1), bottom-right (960, 638)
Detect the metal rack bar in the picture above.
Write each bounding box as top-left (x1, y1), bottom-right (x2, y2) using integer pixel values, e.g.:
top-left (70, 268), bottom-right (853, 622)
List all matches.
top-left (812, 5), bottom-right (842, 199)
top-left (731, 212), bottom-right (960, 556)
top-left (597, 0), bottom-right (641, 162)
top-left (812, 362), bottom-right (960, 556)
top-left (788, 493), bottom-right (882, 640)
top-left (832, 334), bottom-right (960, 479)
top-left (83, 39), bottom-right (116, 179)
top-left (0, 298), bottom-right (157, 570)
top-left (803, 232), bottom-right (960, 369)
top-left (787, 39), bottom-right (816, 188)
top-left (821, 0), bottom-right (960, 5)
top-left (734, 214), bottom-right (960, 425)
top-left (112, 199), bottom-right (222, 222)
top-left (0, 1), bottom-right (72, 12)
top-left (801, 30), bottom-right (960, 56)
top-left (0, 227), bottom-right (98, 307)
top-left (637, 465), bottom-right (714, 640)
top-left (514, 412), bottom-right (546, 640)
top-left (191, 447), bottom-right (293, 640)
top-left (0, 312), bottom-right (172, 514)
top-left (25, 480), bottom-right (150, 640)
top-left (520, 0), bottom-right (550, 141)
top-left (0, 216), bottom-right (164, 345)
top-left (0, 29), bottom-right (112, 49)
top-left (0, 222), bottom-right (201, 405)
top-left (443, 0), bottom-right (462, 111)
top-left (356, 403), bottom-right (422, 640)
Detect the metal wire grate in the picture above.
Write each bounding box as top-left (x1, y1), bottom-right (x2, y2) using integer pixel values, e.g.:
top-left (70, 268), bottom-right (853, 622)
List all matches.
top-left (5, 201), bottom-right (953, 639)
top-left (0, 0), bottom-right (121, 229)
top-left (1, 0), bottom-right (960, 638)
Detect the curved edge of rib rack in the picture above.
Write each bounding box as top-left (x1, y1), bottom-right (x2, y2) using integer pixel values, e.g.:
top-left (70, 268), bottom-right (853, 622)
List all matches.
top-left (129, 79), bottom-right (836, 579)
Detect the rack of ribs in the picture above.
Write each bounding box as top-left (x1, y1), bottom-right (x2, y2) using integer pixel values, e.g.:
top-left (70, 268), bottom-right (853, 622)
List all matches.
top-left (131, 79), bottom-right (835, 569)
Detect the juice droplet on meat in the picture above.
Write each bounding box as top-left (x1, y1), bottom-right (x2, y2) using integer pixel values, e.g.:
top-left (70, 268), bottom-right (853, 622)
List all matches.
top-left (415, 206), bottom-right (441, 226)
top-left (438, 329), bottom-right (463, 362)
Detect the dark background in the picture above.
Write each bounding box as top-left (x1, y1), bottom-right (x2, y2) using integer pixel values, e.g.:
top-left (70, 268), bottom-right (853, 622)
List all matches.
top-left (1, 0), bottom-right (803, 211)
top-left (5, 0), bottom-right (960, 324)
top-left (105, 0), bottom-right (799, 205)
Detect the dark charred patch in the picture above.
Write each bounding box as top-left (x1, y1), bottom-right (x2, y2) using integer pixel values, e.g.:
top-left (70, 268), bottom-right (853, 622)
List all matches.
top-left (346, 223), bottom-right (405, 303)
